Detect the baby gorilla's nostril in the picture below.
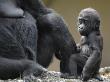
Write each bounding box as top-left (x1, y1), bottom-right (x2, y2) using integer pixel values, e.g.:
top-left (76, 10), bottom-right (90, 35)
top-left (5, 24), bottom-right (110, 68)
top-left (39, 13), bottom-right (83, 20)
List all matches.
top-left (79, 26), bottom-right (83, 29)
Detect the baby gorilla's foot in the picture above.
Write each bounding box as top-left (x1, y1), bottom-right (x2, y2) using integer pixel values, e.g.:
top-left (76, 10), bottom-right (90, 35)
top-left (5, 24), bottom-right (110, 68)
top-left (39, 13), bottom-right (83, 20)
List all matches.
top-left (94, 74), bottom-right (103, 81)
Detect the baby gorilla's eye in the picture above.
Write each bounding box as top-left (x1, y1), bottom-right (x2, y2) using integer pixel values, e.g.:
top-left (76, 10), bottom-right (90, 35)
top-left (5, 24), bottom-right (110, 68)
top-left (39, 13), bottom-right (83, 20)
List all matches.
top-left (83, 20), bottom-right (88, 25)
top-left (78, 19), bottom-right (83, 24)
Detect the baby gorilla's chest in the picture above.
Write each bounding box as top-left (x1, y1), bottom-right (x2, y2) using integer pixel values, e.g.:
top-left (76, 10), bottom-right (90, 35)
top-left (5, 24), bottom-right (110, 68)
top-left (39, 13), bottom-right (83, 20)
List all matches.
top-left (80, 44), bottom-right (92, 58)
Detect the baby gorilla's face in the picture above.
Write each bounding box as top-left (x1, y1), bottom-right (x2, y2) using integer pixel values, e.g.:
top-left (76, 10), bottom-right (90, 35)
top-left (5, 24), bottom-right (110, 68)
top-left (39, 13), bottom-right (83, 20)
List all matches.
top-left (77, 14), bottom-right (92, 36)
top-left (77, 8), bottom-right (100, 36)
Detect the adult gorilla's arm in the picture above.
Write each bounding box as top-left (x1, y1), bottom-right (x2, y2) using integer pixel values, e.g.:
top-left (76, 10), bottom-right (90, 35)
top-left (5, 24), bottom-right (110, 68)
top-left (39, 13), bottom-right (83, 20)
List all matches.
top-left (51, 16), bottom-right (77, 73)
top-left (37, 11), bottom-right (77, 72)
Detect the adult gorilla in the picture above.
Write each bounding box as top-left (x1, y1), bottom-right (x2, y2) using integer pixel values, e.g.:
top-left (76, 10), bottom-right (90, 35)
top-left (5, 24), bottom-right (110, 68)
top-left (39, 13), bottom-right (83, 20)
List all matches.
top-left (0, 0), bottom-right (47, 80)
top-left (0, 0), bottom-right (77, 77)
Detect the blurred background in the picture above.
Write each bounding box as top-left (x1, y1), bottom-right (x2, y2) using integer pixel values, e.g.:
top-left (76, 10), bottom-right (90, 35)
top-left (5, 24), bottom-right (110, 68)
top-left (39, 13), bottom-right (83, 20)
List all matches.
top-left (43, 0), bottom-right (110, 71)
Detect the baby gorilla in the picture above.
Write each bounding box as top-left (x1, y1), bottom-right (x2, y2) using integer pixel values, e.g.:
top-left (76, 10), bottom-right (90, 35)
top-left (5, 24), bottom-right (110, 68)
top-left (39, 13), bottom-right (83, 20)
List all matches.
top-left (69, 8), bottom-right (103, 81)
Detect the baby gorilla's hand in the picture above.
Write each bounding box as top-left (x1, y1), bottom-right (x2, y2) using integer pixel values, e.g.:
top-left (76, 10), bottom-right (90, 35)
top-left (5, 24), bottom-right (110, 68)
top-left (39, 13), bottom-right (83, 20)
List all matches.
top-left (76, 43), bottom-right (81, 52)
top-left (81, 45), bottom-right (91, 55)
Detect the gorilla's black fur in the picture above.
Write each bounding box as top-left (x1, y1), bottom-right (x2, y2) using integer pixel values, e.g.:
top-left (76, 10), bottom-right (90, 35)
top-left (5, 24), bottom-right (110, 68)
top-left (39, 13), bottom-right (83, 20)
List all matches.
top-left (0, 12), bottom-right (46, 80)
top-left (29, 0), bottom-right (77, 74)
top-left (69, 8), bottom-right (103, 81)
top-left (0, 0), bottom-right (77, 79)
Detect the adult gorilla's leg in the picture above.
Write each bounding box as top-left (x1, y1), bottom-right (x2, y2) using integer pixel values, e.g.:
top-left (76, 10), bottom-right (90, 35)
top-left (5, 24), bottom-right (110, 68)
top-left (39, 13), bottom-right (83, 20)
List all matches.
top-left (0, 57), bottom-right (45, 80)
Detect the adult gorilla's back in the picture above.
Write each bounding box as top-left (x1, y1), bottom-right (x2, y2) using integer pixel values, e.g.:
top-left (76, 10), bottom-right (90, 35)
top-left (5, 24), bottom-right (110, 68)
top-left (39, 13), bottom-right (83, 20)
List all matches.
top-left (0, 12), bottom-right (36, 59)
top-left (0, 12), bottom-right (46, 80)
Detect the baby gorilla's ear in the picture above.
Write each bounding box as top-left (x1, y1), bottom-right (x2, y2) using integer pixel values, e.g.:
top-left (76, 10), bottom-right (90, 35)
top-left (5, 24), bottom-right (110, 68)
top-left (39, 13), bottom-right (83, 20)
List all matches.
top-left (95, 20), bottom-right (100, 31)
top-left (0, 1), bottom-right (24, 18)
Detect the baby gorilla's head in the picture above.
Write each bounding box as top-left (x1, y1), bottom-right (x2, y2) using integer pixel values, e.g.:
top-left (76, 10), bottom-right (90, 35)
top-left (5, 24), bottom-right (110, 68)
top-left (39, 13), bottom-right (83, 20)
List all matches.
top-left (77, 8), bottom-right (100, 36)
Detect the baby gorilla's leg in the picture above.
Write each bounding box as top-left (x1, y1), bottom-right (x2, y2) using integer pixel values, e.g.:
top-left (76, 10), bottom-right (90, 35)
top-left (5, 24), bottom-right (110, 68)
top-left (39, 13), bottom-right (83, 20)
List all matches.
top-left (63, 54), bottom-right (87, 79)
